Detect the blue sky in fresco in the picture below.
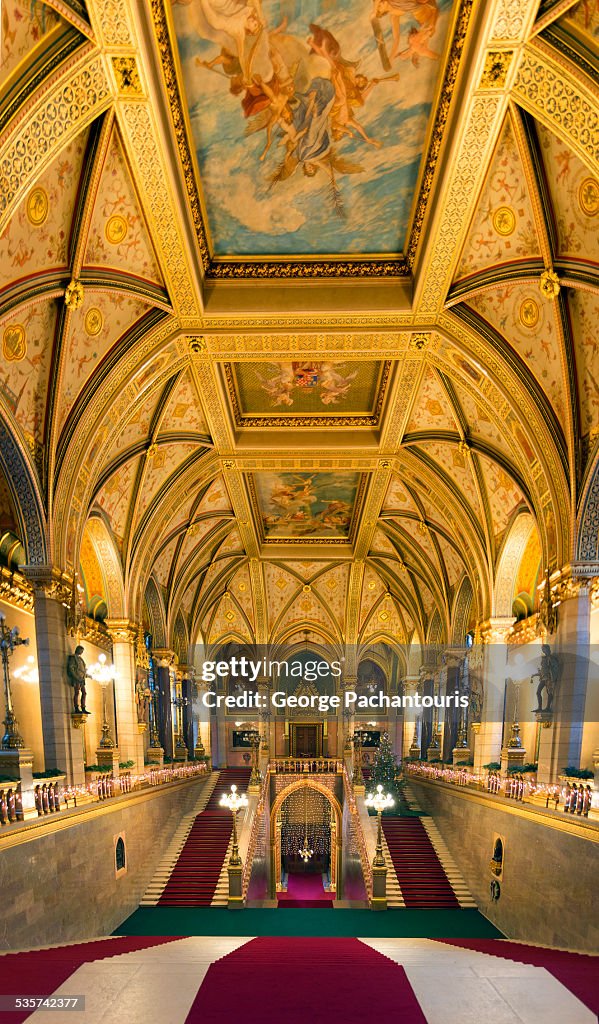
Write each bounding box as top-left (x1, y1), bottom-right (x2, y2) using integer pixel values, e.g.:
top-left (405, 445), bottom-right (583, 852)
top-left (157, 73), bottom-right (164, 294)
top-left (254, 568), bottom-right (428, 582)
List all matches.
top-left (173, 0), bottom-right (454, 256)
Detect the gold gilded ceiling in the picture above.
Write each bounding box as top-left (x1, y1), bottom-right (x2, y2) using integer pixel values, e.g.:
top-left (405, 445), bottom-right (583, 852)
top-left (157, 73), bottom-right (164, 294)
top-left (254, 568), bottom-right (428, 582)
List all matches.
top-left (0, 0), bottom-right (597, 660)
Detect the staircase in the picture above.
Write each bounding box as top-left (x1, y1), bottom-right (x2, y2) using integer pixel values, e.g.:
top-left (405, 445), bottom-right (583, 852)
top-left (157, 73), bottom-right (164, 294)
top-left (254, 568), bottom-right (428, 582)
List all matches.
top-left (381, 817), bottom-right (461, 908)
top-left (157, 768), bottom-right (252, 908)
top-left (140, 772), bottom-right (219, 906)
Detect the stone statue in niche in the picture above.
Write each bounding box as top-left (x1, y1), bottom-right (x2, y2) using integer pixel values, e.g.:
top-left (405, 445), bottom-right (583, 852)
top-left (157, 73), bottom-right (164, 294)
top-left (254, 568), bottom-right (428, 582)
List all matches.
top-left (66, 645), bottom-right (90, 713)
top-left (531, 644), bottom-right (560, 713)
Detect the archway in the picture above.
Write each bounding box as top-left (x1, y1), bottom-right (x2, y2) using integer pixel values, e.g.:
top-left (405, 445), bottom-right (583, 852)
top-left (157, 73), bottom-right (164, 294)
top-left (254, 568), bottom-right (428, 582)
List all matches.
top-left (270, 779), bottom-right (343, 901)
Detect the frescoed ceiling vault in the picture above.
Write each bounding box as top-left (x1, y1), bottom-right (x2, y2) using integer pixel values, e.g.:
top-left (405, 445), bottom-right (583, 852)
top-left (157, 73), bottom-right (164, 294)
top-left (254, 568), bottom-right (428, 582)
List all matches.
top-left (0, 0), bottom-right (597, 661)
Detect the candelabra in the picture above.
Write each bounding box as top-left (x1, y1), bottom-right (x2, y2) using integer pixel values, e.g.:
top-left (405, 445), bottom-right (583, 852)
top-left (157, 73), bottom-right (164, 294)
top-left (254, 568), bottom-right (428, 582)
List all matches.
top-left (220, 784), bottom-right (248, 866)
top-left (0, 614), bottom-right (29, 749)
top-left (172, 693), bottom-right (189, 758)
top-left (242, 728), bottom-right (261, 785)
top-left (88, 653), bottom-right (117, 748)
top-left (365, 784), bottom-right (394, 867)
top-left (298, 782), bottom-right (313, 862)
top-left (352, 729), bottom-right (366, 787)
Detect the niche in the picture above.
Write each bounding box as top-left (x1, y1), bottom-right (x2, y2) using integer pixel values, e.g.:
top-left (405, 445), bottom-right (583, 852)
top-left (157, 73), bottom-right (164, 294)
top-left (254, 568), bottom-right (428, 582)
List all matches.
top-left (490, 833), bottom-right (505, 880)
top-left (115, 834), bottom-right (127, 877)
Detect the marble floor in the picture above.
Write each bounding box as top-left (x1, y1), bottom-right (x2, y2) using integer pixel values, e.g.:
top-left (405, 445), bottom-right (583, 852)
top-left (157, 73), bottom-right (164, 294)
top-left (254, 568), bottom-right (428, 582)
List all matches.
top-left (4, 936), bottom-right (594, 1024)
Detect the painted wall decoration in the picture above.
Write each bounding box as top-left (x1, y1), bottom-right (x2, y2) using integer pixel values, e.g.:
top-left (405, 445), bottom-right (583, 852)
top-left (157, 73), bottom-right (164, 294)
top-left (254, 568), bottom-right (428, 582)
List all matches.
top-left (251, 470), bottom-right (363, 539)
top-left (225, 359), bottom-right (388, 422)
top-left (170, 0), bottom-right (455, 256)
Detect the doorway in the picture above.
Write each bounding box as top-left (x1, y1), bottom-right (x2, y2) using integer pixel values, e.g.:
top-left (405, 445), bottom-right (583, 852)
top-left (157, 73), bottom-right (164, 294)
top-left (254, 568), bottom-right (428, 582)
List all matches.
top-left (291, 723), bottom-right (322, 756)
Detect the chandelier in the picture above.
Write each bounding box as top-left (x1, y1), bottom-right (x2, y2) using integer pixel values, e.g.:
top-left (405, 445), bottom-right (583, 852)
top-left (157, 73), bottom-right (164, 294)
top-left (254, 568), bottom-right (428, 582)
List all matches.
top-left (298, 783), bottom-right (313, 862)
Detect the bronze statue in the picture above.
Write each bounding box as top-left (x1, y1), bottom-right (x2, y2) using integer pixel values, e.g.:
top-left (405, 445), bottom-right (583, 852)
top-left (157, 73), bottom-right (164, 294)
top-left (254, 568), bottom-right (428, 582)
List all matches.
top-left (531, 644), bottom-right (560, 713)
top-left (66, 645), bottom-right (90, 713)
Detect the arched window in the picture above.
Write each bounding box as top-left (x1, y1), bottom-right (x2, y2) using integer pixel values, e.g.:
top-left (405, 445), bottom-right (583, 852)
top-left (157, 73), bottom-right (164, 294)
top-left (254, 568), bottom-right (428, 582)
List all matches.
top-left (115, 836), bottom-right (126, 873)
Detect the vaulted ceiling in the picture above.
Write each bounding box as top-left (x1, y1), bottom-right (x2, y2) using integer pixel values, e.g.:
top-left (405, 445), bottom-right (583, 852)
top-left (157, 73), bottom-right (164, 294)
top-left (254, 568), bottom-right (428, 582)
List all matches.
top-left (0, 0), bottom-right (597, 661)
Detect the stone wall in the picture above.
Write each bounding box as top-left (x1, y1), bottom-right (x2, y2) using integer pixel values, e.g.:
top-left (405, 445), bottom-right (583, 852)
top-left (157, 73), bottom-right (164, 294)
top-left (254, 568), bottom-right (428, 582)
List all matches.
top-left (410, 779), bottom-right (599, 953)
top-left (0, 776), bottom-right (210, 950)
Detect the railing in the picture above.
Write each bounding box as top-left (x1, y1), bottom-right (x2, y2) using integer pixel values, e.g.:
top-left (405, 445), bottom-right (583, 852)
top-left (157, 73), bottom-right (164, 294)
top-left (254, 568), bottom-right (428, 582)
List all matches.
top-left (405, 763), bottom-right (596, 816)
top-left (270, 757), bottom-right (342, 775)
top-left (0, 762), bottom-right (209, 826)
top-left (0, 784), bottom-right (22, 824)
top-left (242, 769), bottom-right (270, 900)
top-left (342, 763), bottom-right (373, 901)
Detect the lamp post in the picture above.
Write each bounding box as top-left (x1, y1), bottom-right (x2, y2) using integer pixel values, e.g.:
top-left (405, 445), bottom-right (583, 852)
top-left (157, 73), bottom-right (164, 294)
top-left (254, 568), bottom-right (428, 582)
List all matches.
top-left (0, 614), bottom-right (29, 749)
top-left (243, 728), bottom-right (261, 788)
top-left (220, 783), bottom-right (248, 909)
top-left (88, 653), bottom-right (117, 748)
top-left (220, 783), bottom-right (248, 866)
top-left (172, 692), bottom-right (189, 761)
top-left (365, 783), bottom-right (394, 911)
top-left (352, 728), bottom-right (366, 789)
top-left (365, 783), bottom-right (394, 867)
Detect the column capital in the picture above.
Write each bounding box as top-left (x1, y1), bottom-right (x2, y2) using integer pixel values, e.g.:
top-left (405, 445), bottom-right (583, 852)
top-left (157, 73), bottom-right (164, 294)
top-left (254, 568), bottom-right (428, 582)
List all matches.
top-left (479, 617), bottom-right (515, 643)
top-left (105, 618), bottom-right (137, 644)
top-left (21, 564), bottom-right (72, 604)
top-left (552, 563), bottom-right (599, 603)
top-left (153, 648), bottom-right (177, 667)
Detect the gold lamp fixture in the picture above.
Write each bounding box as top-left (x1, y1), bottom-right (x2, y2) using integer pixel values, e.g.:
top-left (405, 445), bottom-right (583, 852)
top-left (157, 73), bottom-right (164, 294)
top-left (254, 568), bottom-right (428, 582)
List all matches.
top-left (298, 783), bottom-right (314, 863)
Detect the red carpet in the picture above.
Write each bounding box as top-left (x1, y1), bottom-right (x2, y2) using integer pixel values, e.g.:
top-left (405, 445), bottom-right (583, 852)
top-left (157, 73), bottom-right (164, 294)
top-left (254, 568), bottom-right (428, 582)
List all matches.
top-left (277, 872), bottom-right (334, 908)
top-left (0, 936), bottom-right (181, 1024)
top-left (185, 937), bottom-right (427, 1023)
top-left (436, 938), bottom-right (599, 1017)
top-left (159, 768), bottom-right (251, 907)
top-left (382, 817), bottom-right (460, 908)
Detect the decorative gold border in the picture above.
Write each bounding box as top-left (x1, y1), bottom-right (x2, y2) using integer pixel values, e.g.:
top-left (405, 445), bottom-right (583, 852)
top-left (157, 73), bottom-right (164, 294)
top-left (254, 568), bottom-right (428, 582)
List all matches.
top-left (150, 0), bottom-right (473, 279)
top-left (223, 360), bottom-right (392, 428)
top-left (247, 471), bottom-right (367, 546)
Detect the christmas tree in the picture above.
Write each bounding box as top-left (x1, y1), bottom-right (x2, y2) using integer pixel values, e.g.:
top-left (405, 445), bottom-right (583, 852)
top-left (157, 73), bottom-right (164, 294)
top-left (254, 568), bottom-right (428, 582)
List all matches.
top-left (368, 732), bottom-right (400, 811)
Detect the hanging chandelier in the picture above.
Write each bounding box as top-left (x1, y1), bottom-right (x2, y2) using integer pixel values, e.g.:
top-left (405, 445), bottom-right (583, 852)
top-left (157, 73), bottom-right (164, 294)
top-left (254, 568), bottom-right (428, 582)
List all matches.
top-left (298, 783), bottom-right (313, 862)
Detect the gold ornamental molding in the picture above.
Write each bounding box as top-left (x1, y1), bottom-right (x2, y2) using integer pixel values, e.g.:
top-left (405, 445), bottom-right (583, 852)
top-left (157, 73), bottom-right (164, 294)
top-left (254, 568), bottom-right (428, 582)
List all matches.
top-left (0, 51), bottom-right (113, 233)
top-left (0, 568), bottom-right (34, 613)
top-left (199, 314), bottom-right (416, 333)
top-left (197, 332), bottom-right (417, 360)
top-left (513, 42), bottom-right (599, 175)
top-left (105, 618), bottom-right (138, 644)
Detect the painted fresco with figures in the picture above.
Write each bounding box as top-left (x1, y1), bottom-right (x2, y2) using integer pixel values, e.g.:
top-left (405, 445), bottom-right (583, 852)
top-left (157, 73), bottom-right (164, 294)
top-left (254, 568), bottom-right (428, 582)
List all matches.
top-left (170, 0), bottom-right (455, 255)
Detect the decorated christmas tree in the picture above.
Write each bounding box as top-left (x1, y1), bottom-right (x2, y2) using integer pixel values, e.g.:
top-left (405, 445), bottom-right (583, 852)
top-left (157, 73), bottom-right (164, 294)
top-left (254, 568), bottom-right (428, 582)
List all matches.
top-left (368, 732), bottom-right (400, 811)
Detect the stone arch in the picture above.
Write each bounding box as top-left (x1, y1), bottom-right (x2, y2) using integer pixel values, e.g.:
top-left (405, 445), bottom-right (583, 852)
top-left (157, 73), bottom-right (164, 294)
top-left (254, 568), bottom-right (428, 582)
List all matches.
top-left (494, 512), bottom-right (537, 618)
top-left (452, 575), bottom-right (473, 644)
top-left (0, 415), bottom-right (47, 565)
top-left (270, 779), bottom-right (343, 899)
top-left (577, 456), bottom-right (599, 562)
top-left (143, 576), bottom-right (167, 648)
top-left (81, 514), bottom-right (125, 619)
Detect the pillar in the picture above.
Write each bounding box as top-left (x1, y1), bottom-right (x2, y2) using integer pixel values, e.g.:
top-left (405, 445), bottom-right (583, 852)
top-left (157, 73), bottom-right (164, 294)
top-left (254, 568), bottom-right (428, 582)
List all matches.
top-left (105, 619), bottom-right (143, 770)
top-left (23, 566), bottom-right (85, 785)
top-left (537, 570), bottom-right (593, 782)
top-left (153, 649), bottom-right (175, 759)
top-left (402, 675), bottom-right (420, 758)
top-left (473, 618), bottom-right (514, 773)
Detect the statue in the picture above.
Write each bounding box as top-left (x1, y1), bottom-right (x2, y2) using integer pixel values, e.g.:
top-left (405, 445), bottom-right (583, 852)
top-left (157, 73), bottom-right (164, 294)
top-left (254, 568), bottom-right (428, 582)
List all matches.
top-left (531, 644), bottom-right (560, 713)
top-left (66, 645), bottom-right (90, 713)
top-left (135, 669), bottom-right (151, 724)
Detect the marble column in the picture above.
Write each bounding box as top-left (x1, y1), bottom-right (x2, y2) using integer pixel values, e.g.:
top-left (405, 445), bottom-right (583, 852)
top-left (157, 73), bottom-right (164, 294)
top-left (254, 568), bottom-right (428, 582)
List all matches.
top-left (153, 649), bottom-right (175, 759)
top-left (106, 619), bottom-right (143, 770)
top-left (402, 675), bottom-right (420, 758)
top-left (23, 566), bottom-right (85, 785)
top-left (473, 618), bottom-right (514, 773)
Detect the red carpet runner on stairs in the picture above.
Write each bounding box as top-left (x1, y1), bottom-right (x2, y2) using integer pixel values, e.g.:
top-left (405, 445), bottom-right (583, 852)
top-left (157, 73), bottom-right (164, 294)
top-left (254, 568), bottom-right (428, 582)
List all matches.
top-left (382, 817), bottom-right (460, 908)
top-left (185, 937), bottom-right (427, 1023)
top-left (158, 768), bottom-right (251, 907)
top-left (277, 872), bottom-right (334, 908)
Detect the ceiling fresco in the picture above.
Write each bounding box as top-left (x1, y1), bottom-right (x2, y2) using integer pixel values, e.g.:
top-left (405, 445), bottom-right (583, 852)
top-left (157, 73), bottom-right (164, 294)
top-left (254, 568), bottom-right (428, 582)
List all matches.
top-left (225, 359), bottom-right (390, 424)
top-left (169, 0), bottom-right (456, 257)
top-left (250, 470), bottom-right (364, 540)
